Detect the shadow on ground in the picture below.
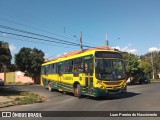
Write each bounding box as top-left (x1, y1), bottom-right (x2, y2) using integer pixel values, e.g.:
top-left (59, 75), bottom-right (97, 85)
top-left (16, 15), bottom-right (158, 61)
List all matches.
top-left (56, 90), bottom-right (141, 101)
top-left (85, 92), bottom-right (141, 101)
top-left (0, 86), bottom-right (27, 96)
top-left (1, 85), bottom-right (140, 101)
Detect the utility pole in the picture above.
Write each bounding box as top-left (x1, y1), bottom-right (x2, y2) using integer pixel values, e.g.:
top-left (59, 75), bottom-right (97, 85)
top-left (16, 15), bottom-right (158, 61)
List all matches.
top-left (106, 33), bottom-right (109, 46)
top-left (80, 32), bottom-right (83, 51)
top-left (151, 52), bottom-right (155, 79)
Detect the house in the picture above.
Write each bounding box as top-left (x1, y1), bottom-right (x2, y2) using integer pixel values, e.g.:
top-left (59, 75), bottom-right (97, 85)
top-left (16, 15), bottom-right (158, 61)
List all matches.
top-left (0, 71), bottom-right (33, 83)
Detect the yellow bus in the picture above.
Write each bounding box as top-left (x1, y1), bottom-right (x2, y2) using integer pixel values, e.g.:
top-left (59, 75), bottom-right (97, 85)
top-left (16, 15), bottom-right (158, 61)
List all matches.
top-left (41, 47), bottom-right (127, 97)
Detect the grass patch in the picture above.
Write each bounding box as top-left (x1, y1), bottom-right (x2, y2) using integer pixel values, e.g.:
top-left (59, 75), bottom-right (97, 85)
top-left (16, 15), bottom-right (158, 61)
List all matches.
top-left (8, 81), bottom-right (23, 85)
top-left (14, 92), bottom-right (45, 105)
top-left (0, 87), bottom-right (45, 108)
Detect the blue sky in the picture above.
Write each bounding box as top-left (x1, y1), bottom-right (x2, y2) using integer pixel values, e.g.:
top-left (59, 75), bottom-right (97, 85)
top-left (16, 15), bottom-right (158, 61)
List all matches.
top-left (0, 0), bottom-right (160, 61)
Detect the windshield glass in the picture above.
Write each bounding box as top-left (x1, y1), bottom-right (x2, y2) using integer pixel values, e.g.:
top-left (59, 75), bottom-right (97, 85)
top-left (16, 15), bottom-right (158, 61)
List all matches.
top-left (95, 59), bottom-right (126, 80)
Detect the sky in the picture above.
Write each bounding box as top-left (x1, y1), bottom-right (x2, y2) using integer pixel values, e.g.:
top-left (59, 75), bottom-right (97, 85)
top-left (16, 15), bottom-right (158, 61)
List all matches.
top-left (0, 0), bottom-right (160, 62)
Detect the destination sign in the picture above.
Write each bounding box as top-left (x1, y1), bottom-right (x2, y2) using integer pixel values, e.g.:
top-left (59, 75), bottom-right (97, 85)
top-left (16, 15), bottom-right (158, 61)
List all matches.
top-left (95, 52), bottom-right (122, 59)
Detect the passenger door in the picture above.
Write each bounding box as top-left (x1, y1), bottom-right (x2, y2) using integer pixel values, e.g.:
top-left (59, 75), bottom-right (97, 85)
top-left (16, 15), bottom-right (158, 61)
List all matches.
top-left (58, 63), bottom-right (63, 84)
top-left (83, 56), bottom-right (93, 93)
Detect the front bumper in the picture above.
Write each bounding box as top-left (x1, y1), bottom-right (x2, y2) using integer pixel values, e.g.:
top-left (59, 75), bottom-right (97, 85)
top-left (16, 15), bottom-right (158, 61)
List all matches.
top-left (94, 86), bottom-right (127, 97)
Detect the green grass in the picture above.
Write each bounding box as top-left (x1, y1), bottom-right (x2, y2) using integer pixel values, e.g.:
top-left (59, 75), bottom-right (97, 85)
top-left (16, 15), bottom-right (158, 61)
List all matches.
top-left (0, 87), bottom-right (45, 107)
top-left (14, 92), bottom-right (45, 105)
top-left (7, 81), bottom-right (23, 85)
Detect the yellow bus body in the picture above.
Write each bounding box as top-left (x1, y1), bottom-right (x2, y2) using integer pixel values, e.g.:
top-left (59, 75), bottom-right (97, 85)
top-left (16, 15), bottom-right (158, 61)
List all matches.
top-left (41, 49), bottom-right (127, 97)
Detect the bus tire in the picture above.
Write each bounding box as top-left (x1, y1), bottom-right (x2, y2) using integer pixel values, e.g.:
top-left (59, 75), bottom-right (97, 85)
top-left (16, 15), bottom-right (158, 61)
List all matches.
top-left (48, 82), bottom-right (53, 92)
top-left (74, 84), bottom-right (82, 98)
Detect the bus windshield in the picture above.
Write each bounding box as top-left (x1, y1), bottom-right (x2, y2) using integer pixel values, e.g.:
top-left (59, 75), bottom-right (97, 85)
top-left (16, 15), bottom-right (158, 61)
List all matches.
top-left (95, 59), bottom-right (126, 81)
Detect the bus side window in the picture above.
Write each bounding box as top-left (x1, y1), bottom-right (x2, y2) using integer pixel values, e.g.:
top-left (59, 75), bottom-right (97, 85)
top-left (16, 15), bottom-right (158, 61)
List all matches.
top-left (46, 65), bottom-right (49, 75)
top-left (89, 61), bottom-right (93, 75)
top-left (50, 64), bottom-right (57, 74)
top-left (84, 59), bottom-right (93, 75)
top-left (58, 63), bottom-right (64, 75)
top-left (69, 60), bottom-right (73, 72)
top-left (45, 65), bottom-right (49, 75)
top-left (48, 65), bottom-right (52, 74)
top-left (74, 58), bottom-right (82, 73)
top-left (64, 61), bottom-right (68, 73)
top-left (41, 66), bottom-right (45, 75)
top-left (64, 60), bottom-right (73, 73)
top-left (54, 64), bottom-right (57, 73)
top-left (84, 63), bottom-right (88, 73)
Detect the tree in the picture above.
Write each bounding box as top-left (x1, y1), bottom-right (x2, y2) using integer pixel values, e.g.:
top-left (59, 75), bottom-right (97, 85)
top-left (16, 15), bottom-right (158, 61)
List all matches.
top-left (123, 53), bottom-right (142, 84)
top-left (15, 47), bottom-right (45, 83)
top-left (138, 60), bottom-right (152, 76)
top-left (140, 51), bottom-right (160, 79)
top-left (123, 53), bottom-right (140, 77)
top-left (0, 41), bottom-right (12, 72)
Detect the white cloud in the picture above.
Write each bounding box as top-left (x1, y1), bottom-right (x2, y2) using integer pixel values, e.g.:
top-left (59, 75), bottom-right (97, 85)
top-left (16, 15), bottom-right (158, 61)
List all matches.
top-left (121, 46), bottom-right (129, 51)
top-left (9, 44), bottom-right (17, 54)
top-left (64, 52), bottom-right (67, 55)
top-left (9, 44), bottom-right (17, 63)
top-left (112, 46), bottom-right (120, 50)
top-left (148, 47), bottom-right (160, 52)
top-left (112, 45), bottom-right (137, 54)
top-left (128, 49), bottom-right (137, 53)
top-left (44, 53), bottom-right (49, 60)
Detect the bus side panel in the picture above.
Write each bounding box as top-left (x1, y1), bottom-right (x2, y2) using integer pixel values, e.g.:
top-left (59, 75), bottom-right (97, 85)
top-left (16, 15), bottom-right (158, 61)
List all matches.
top-left (58, 74), bottom-right (73, 92)
top-left (41, 74), bottom-right (59, 89)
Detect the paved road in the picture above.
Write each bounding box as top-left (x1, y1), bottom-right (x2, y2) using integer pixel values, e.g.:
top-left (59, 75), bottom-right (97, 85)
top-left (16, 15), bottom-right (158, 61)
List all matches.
top-left (0, 83), bottom-right (160, 120)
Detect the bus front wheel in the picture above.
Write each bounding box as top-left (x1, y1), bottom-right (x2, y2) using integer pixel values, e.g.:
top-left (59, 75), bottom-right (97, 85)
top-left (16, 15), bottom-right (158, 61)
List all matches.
top-left (74, 84), bottom-right (82, 98)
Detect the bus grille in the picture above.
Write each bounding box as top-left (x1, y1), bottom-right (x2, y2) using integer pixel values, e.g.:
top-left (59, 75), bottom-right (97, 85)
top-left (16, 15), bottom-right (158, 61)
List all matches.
top-left (103, 81), bottom-right (122, 85)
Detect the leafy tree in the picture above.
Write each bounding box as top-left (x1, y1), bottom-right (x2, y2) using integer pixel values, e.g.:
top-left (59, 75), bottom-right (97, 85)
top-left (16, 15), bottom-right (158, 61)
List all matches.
top-left (15, 47), bottom-right (45, 83)
top-left (8, 64), bottom-right (17, 72)
top-left (0, 41), bottom-right (12, 72)
top-left (140, 51), bottom-right (160, 79)
top-left (123, 53), bottom-right (140, 77)
top-left (123, 53), bottom-right (143, 84)
top-left (138, 60), bottom-right (152, 76)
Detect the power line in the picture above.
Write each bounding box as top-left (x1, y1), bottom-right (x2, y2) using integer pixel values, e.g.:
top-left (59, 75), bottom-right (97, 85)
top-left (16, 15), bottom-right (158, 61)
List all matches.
top-left (0, 35), bottom-right (73, 49)
top-left (0, 25), bottom-right (79, 45)
top-left (0, 4), bottom-right (99, 47)
top-left (0, 30), bottom-right (93, 48)
top-left (0, 30), bottom-right (78, 46)
top-left (0, 3), bottom-right (102, 46)
top-left (0, 35), bottom-right (77, 60)
top-left (0, 16), bottom-right (78, 43)
top-left (0, 25), bottom-right (94, 48)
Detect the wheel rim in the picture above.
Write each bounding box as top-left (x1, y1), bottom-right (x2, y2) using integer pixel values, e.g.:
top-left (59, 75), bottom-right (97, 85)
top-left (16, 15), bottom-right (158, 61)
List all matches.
top-left (74, 87), bottom-right (78, 96)
top-left (48, 83), bottom-right (52, 91)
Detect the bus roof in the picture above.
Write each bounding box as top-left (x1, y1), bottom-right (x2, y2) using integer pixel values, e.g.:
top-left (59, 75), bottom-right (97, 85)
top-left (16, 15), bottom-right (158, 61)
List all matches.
top-left (42, 46), bottom-right (121, 66)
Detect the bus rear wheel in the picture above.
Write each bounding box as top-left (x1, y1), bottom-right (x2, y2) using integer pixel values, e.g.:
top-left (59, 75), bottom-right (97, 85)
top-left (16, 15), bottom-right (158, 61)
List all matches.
top-left (48, 82), bottom-right (53, 92)
top-left (74, 84), bottom-right (82, 98)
